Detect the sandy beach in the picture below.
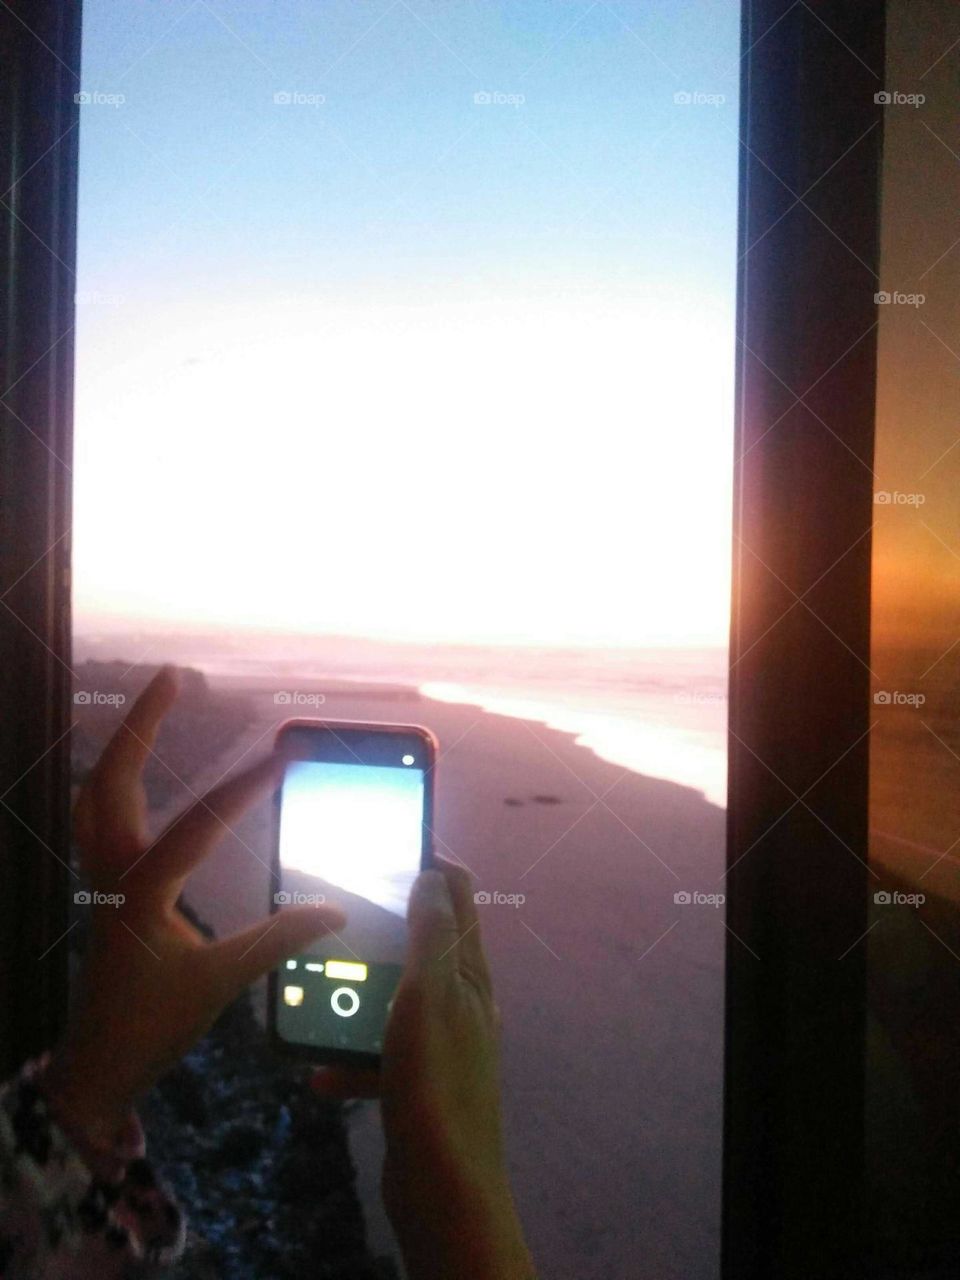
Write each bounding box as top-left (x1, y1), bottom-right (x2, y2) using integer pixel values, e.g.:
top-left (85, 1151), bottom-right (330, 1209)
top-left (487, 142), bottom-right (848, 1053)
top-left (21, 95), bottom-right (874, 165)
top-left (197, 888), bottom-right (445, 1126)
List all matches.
top-left (149, 678), bottom-right (725, 1280)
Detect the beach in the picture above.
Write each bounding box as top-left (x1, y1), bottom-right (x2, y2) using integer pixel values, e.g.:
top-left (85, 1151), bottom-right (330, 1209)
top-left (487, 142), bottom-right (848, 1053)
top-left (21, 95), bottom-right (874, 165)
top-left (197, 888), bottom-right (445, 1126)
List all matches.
top-left (161, 677), bottom-right (726, 1280)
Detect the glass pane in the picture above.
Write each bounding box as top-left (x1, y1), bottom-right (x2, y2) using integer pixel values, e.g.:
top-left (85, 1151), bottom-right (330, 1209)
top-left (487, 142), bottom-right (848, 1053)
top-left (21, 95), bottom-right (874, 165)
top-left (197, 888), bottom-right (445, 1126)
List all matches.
top-left (868, 0), bottom-right (960, 1271)
top-left (74, 3), bottom-right (739, 1276)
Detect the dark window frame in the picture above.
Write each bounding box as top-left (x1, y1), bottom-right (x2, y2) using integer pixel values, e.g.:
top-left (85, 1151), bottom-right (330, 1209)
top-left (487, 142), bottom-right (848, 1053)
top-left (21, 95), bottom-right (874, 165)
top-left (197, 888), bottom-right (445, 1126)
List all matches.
top-left (725, 1), bottom-right (884, 1276)
top-left (0, 0), bottom-right (81, 1076)
top-left (0, 1), bottom-right (888, 1275)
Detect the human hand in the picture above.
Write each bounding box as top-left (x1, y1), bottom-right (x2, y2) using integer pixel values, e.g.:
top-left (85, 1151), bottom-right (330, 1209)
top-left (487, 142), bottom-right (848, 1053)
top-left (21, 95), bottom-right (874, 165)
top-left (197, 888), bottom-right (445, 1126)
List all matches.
top-left (44, 666), bottom-right (345, 1147)
top-left (313, 859), bottom-right (535, 1280)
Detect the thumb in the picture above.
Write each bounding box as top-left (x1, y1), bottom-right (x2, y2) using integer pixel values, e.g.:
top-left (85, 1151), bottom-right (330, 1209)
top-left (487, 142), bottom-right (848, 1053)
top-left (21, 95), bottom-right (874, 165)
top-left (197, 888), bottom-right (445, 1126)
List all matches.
top-left (406, 868), bottom-right (462, 971)
top-left (212, 904), bottom-right (347, 993)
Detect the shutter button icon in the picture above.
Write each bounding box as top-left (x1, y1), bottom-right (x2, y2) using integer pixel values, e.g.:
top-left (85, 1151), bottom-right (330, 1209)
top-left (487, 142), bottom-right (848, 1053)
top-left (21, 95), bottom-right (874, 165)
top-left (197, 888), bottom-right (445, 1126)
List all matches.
top-left (330, 986), bottom-right (360, 1018)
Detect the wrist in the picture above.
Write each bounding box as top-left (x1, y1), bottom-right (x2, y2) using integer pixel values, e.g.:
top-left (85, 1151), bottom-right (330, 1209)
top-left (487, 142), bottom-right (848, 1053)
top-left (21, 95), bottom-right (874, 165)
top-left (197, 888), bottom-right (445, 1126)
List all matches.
top-left (41, 1046), bottom-right (139, 1172)
top-left (386, 1164), bottom-right (535, 1280)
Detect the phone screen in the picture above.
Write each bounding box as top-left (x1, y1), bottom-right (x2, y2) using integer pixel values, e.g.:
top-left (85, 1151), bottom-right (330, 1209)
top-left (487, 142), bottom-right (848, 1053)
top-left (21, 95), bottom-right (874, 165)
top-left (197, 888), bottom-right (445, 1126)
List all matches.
top-left (272, 723), bottom-right (433, 1060)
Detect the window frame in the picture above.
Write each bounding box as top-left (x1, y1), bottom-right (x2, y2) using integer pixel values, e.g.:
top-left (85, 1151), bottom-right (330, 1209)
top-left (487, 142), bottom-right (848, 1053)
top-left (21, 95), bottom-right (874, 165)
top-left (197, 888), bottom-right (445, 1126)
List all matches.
top-left (1, 1), bottom-right (888, 1274)
top-left (0, 0), bottom-right (81, 1076)
top-left (724, 1), bottom-right (884, 1275)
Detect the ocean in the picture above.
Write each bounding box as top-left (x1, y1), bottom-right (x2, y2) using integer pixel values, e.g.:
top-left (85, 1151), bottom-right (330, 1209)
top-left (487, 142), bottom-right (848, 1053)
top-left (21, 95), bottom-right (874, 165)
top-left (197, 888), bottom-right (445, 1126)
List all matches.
top-left (76, 633), bottom-right (728, 808)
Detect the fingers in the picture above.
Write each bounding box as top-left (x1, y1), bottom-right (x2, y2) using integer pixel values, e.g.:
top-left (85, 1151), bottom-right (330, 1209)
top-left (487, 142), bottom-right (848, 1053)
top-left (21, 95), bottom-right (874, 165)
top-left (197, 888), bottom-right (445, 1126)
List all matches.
top-left (434, 856), bottom-right (492, 993)
top-left (406, 865), bottom-right (473, 973)
top-left (212, 903), bottom-right (347, 994)
top-left (93, 665), bottom-right (181, 790)
top-left (407, 860), bottom-right (496, 988)
top-left (75, 666), bottom-right (180, 852)
top-left (310, 1066), bottom-right (381, 1100)
top-left (148, 752), bottom-right (286, 885)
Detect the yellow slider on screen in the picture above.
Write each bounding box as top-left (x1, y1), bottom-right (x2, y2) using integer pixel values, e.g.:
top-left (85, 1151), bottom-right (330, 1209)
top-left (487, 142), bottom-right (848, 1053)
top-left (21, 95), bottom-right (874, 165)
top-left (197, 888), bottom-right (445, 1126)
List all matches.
top-left (325, 959), bottom-right (368, 982)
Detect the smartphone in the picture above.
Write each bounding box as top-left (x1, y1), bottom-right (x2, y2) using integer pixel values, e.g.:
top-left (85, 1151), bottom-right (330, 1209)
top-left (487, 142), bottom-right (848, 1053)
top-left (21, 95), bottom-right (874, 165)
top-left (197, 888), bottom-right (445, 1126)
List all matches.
top-left (268, 718), bottom-right (436, 1067)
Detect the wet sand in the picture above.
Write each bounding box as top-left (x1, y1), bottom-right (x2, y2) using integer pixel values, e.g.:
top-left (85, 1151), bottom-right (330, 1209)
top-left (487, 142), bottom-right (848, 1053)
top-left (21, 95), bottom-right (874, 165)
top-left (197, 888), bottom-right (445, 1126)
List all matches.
top-left (159, 679), bottom-right (725, 1280)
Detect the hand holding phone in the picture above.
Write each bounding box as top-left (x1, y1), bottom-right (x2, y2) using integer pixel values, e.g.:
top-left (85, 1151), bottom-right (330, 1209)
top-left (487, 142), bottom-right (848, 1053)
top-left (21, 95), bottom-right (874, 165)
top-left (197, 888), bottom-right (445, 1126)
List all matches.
top-left (272, 738), bottom-right (536, 1278)
top-left (313, 860), bottom-right (539, 1280)
top-left (269, 719), bottom-right (436, 1067)
top-left (45, 670), bottom-right (345, 1146)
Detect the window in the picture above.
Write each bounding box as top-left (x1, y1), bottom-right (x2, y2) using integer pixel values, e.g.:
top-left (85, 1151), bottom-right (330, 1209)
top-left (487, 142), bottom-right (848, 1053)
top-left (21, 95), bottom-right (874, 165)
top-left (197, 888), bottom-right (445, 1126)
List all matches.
top-left (18, 4), bottom-right (953, 1280)
top-left (71, 3), bottom-right (738, 1275)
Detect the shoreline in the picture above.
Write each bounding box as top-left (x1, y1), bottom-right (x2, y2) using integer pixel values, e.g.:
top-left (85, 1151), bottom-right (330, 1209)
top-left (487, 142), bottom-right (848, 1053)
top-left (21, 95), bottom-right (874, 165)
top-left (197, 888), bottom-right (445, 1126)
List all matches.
top-left (206, 669), bottom-right (728, 811)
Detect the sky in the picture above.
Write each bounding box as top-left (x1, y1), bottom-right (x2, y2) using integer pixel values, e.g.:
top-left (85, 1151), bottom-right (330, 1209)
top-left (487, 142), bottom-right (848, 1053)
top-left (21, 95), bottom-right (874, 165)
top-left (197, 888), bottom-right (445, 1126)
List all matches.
top-left (75, 0), bottom-right (740, 649)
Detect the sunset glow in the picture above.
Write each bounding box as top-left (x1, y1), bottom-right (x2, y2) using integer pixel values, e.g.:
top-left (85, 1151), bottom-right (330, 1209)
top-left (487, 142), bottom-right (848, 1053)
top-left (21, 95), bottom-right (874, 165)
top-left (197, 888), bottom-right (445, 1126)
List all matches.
top-left (74, 0), bottom-right (737, 650)
top-left (74, 290), bottom-right (732, 646)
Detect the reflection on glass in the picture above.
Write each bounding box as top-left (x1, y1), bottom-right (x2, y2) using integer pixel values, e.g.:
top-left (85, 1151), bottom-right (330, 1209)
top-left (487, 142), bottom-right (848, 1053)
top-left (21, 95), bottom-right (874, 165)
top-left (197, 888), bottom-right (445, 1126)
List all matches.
top-left (868, 0), bottom-right (960, 1266)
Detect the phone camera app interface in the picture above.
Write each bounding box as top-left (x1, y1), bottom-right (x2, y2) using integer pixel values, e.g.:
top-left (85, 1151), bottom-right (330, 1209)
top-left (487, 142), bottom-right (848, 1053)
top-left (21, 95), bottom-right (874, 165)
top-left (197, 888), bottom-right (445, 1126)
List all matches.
top-left (276, 755), bottom-right (425, 1055)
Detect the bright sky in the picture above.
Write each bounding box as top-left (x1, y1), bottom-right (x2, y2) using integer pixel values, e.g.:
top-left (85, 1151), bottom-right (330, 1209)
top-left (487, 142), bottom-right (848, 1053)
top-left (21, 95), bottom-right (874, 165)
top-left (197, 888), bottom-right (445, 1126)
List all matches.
top-left (75, 0), bottom-right (739, 648)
